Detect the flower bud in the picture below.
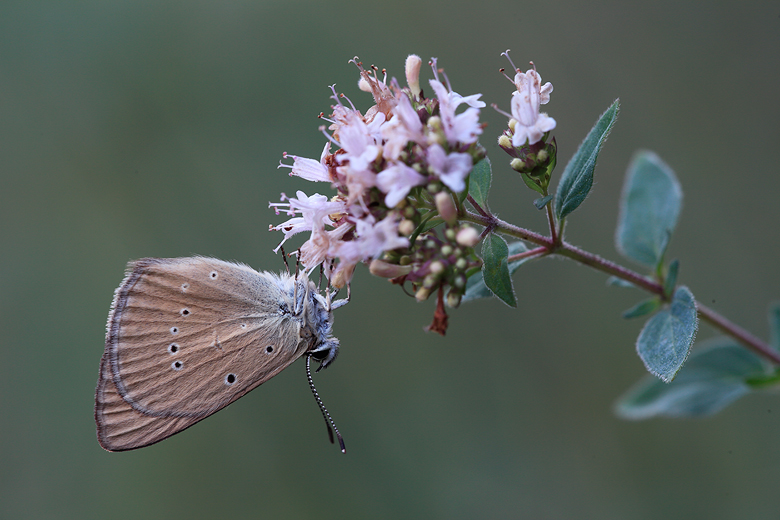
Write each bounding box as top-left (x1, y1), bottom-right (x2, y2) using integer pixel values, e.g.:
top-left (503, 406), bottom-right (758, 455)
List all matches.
top-left (498, 134), bottom-right (512, 149)
top-left (446, 290), bottom-right (462, 308)
top-left (405, 54), bottom-right (422, 99)
top-left (511, 158), bottom-right (526, 172)
top-left (398, 219), bottom-right (416, 236)
top-left (429, 260), bottom-right (445, 275)
top-left (369, 259), bottom-right (412, 278)
top-left (415, 287), bottom-right (431, 301)
top-left (456, 226), bottom-right (480, 247)
top-left (435, 192), bottom-right (457, 224)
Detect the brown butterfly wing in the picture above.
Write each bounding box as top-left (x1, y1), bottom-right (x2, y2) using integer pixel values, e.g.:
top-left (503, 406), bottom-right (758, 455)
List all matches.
top-left (95, 257), bottom-right (308, 451)
top-left (95, 351), bottom-right (202, 451)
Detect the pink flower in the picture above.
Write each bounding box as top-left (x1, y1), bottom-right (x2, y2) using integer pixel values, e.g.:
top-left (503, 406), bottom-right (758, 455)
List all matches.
top-left (269, 191), bottom-right (346, 252)
top-left (510, 69), bottom-right (556, 146)
top-left (278, 142), bottom-right (332, 182)
top-left (428, 79), bottom-right (485, 146)
top-left (427, 143), bottom-right (473, 193)
top-left (333, 215), bottom-right (409, 265)
top-left (376, 162), bottom-right (427, 207)
top-left (381, 93), bottom-right (425, 160)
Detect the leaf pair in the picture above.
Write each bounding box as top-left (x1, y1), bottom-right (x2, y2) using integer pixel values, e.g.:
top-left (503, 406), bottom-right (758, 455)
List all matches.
top-left (616, 303), bottom-right (780, 419)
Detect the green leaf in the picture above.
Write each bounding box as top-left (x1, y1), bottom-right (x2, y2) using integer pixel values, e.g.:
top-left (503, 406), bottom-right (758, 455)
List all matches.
top-left (636, 286), bottom-right (698, 382)
top-left (533, 194), bottom-right (554, 210)
top-left (519, 170), bottom-right (546, 195)
top-left (663, 259), bottom-right (679, 297)
top-left (554, 99), bottom-right (619, 221)
top-left (467, 235), bottom-right (519, 306)
top-left (769, 302), bottom-right (780, 351)
top-left (458, 174), bottom-right (470, 204)
top-left (408, 211), bottom-right (440, 245)
top-left (467, 158), bottom-right (491, 208)
top-left (463, 241), bottom-right (529, 303)
top-left (616, 151), bottom-right (683, 267)
top-left (615, 338), bottom-right (768, 419)
top-left (606, 276), bottom-right (637, 289)
top-left (622, 298), bottom-right (661, 319)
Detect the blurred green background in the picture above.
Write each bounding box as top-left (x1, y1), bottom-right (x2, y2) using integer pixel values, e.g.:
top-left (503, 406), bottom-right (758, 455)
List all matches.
top-left (2, 1), bottom-right (780, 518)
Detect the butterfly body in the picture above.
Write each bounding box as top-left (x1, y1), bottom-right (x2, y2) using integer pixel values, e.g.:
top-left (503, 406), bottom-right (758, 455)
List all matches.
top-left (95, 256), bottom-right (341, 452)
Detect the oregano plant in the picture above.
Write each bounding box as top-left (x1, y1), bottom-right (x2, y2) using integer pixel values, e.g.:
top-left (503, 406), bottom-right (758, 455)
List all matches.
top-left (270, 51), bottom-right (780, 419)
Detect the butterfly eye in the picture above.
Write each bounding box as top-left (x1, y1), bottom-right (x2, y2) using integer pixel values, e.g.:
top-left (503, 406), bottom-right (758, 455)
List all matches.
top-left (171, 360), bottom-right (183, 371)
top-left (224, 373), bottom-right (237, 385)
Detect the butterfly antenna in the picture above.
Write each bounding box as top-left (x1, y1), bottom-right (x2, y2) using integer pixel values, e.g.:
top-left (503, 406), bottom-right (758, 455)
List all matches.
top-left (280, 245), bottom-right (291, 274)
top-left (306, 353), bottom-right (346, 453)
top-left (294, 249), bottom-right (301, 278)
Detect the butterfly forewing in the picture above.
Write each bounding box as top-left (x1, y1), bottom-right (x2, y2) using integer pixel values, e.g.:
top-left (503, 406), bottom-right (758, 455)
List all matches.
top-left (96, 257), bottom-right (309, 451)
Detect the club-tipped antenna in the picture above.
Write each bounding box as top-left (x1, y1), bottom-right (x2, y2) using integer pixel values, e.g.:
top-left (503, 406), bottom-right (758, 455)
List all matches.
top-left (306, 353), bottom-right (346, 453)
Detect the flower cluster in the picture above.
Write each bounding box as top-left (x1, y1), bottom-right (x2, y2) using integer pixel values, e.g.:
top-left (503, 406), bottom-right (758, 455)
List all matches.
top-left (271, 55), bottom-right (486, 311)
top-left (494, 51), bottom-right (557, 194)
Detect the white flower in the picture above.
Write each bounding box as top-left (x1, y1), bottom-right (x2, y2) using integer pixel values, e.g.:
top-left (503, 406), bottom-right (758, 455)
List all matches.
top-left (427, 143), bottom-right (473, 193)
top-left (381, 93), bottom-right (425, 160)
top-left (334, 214), bottom-right (408, 265)
top-left (299, 221), bottom-right (352, 269)
top-left (514, 69), bottom-right (553, 105)
top-left (269, 191), bottom-right (346, 252)
top-left (429, 79), bottom-right (485, 146)
top-left (510, 69), bottom-right (556, 146)
top-left (278, 142), bottom-right (331, 182)
top-left (376, 162), bottom-right (426, 207)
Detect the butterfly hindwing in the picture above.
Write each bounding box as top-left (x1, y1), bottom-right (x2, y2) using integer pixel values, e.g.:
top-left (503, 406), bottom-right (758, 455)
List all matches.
top-left (96, 257), bottom-right (309, 451)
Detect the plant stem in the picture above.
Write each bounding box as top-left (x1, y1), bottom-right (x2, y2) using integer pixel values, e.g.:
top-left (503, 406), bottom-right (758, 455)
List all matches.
top-left (461, 209), bottom-right (780, 365)
top-left (508, 246), bottom-right (548, 263)
top-left (545, 202), bottom-right (558, 244)
top-left (697, 303), bottom-right (780, 364)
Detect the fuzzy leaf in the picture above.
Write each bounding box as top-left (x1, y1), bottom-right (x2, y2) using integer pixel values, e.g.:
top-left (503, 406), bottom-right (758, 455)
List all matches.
top-left (606, 276), bottom-right (637, 289)
top-left (616, 151), bottom-right (683, 267)
top-left (554, 99), bottom-right (619, 221)
top-left (467, 158), bottom-right (492, 208)
top-left (463, 241), bottom-right (529, 303)
top-left (769, 302), bottom-right (780, 351)
top-left (622, 298), bottom-right (661, 319)
top-left (473, 234), bottom-right (518, 307)
top-left (616, 338), bottom-right (768, 419)
top-left (663, 259), bottom-right (680, 297)
top-left (519, 170), bottom-right (546, 195)
top-left (636, 286), bottom-right (698, 382)
top-left (533, 194), bottom-right (554, 210)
